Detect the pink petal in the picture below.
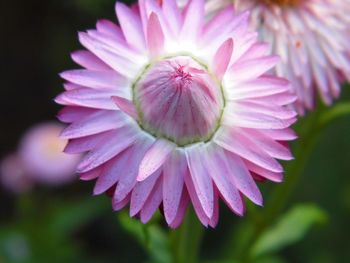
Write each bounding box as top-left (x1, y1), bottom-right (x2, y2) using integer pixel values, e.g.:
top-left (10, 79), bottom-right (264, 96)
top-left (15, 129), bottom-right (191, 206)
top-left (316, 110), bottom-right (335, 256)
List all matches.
top-left (93, 157), bottom-right (122, 195)
top-left (214, 128), bottom-right (283, 173)
top-left (213, 38), bottom-right (234, 78)
top-left (181, 0), bottom-right (204, 41)
top-left (57, 106), bottom-right (96, 123)
top-left (64, 131), bottom-right (115, 154)
top-left (163, 150), bottom-right (186, 224)
top-left (224, 150), bottom-right (263, 206)
top-left (111, 96), bottom-right (138, 120)
top-left (204, 144), bottom-right (244, 215)
top-left (112, 193), bottom-right (131, 211)
top-left (80, 166), bottom-right (103, 181)
top-left (140, 176), bottom-right (163, 223)
top-left (60, 70), bottom-right (127, 90)
top-left (185, 145), bottom-right (214, 218)
top-left (162, 0), bottom-right (182, 35)
top-left (113, 137), bottom-right (153, 202)
top-left (71, 50), bottom-right (110, 70)
top-left (241, 129), bottom-right (293, 161)
top-left (55, 88), bottom-right (123, 110)
top-left (129, 169), bottom-right (161, 216)
top-left (61, 111), bottom-right (125, 139)
top-left (138, 138), bottom-right (175, 181)
top-left (96, 19), bottom-right (123, 39)
top-left (77, 126), bottom-right (139, 173)
top-left (147, 12), bottom-right (164, 57)
top-left (229, 56), bottom-right (280, 82)
top-left (183, 169), bottom-right (209, 227)
top-left (79, 32), bottom-right (140, 78)
top-left (169, 188), bottom-right (190, 229)
top-left (115, 2), bottom-right (146, 51)
top-left (244, 160), bottom-right (283, 183)
top-left (209, 188), bottom-right (219, 228)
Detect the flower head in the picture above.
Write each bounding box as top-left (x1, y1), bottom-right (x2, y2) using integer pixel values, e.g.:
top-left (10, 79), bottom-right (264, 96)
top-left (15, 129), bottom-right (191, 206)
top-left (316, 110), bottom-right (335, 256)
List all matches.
top-left (206, 0), bottom-right (350, 113)
top-left (56, 0), bottom-right (296, 227)
top-left (18, 122), bottom-right (80, 185)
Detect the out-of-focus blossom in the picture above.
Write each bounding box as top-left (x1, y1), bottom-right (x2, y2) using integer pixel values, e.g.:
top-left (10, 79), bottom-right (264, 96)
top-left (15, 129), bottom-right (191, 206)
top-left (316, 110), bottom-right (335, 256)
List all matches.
top-left (56, 0), bottom-right (297, 228)
top-left (18, 122), bottom-right (80, 185)
top-left (205, 0), bottom-right (350, 113)
top-left (0, 154), bottom-right (33, 194)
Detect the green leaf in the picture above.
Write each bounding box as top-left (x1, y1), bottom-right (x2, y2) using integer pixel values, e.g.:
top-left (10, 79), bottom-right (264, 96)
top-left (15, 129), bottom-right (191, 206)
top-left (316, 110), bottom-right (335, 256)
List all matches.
top-left (251, 204), bottom-right (327, 258)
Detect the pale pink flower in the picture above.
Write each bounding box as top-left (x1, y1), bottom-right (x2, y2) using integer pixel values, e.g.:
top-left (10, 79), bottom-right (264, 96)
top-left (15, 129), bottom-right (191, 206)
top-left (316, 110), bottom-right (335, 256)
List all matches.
top-left (18, 122), bottom-right (81, 185)
top-left (0, 154), bottom-right (33, 194)
top-left (56, 0), bottom-right (296, 227)
top-left (205, 0), bottom-right (350, 113)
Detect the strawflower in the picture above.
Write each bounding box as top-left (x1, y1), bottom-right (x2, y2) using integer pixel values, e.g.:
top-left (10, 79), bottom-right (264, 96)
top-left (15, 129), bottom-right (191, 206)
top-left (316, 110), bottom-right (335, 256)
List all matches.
top-left (56, 0), bottom-right (296, 227)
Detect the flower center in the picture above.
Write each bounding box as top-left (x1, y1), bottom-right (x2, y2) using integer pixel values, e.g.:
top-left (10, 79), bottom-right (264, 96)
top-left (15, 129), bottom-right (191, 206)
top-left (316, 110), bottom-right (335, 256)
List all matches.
top-left (134, 56), bottom-right (224, 146)
top-left (260, 0), bottom-right (301, 6)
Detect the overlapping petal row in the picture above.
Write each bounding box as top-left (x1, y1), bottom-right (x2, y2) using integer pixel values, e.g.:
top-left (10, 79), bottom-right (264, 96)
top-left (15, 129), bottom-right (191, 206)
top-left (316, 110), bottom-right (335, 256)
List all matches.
top-left (56, 0), bottom-right (297, 228)
top-left (206, 0), bottom-right (350, 113)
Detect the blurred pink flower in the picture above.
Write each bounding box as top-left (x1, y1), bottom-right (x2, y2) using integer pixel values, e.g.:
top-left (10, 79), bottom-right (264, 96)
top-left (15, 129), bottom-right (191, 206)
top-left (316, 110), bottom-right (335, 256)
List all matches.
top-left (0, 154), bottom-right (33, 194)
top-left (56, 0), bottom-right (296, 227)
top-left (205, 0), bottom-right (350, 113)
top-left (18, 122), bottom-right (80, 185)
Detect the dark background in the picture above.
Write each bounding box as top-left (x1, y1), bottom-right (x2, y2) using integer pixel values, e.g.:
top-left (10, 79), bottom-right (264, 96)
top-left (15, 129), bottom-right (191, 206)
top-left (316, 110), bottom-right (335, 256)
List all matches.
top-left (1, 1), bottom-right (349, 262)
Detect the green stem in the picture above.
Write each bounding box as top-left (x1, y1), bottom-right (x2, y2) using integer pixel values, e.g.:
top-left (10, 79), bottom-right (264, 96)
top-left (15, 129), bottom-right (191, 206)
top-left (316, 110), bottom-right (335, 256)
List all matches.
top-left (235, 109), bottom-right (325, 262)
top-left (170, 208), bottom-right (204, 263)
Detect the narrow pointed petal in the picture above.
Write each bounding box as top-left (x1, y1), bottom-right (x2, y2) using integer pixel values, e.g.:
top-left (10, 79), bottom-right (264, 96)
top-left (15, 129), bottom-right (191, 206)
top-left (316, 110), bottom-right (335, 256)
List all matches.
top-left (60, 69), bottom-right (127, 90)
top-left (140, 177), bottom-right (163, 223)
top-left (163, 150), bottom-right (186, 224)
top-left (138, 139), bottom-right (176, 181)
top-left (57, 106), bottom-right (96, 123)
top-left (71, 50), bottom-right (110, 70)
top-left (229, 56), bottom-right (280, 82)
top-left (214, 128), bottom-right (283, 173)
top-left (64, 131), bottom-right (114, 154)
top-left (129, 169), bottom-right (161, 216)
top-left (55, 88), bottom-right (121, 110)
top-left (183, 169), bottom-right (210, 226)
top-left (147, 12), bottom-right (164, 57)
top-left (61, 111), bottom-right (125, 139)
top-left (185, 145), bottom-right (214, 218)
top-left (169, 189), bottom-right (190, 229)
top-left (209, 189), bottom-right (219, 228)
top-left (113, 138), bottom-right (153, 202)
top-left (213, 38), bottom-right (234, 78)
top-left (181, 0), bottom-right (204, 41)
top-left (115, 2), bottom-right (146, 50)
top-left (224, 151), bottom-right (263, 206)
top-left (204, 144), bottom-right (244, 215)
top-left (77, 127), bottom-right (139, 173)
top-left (111, 96), bottom-right (138, 120)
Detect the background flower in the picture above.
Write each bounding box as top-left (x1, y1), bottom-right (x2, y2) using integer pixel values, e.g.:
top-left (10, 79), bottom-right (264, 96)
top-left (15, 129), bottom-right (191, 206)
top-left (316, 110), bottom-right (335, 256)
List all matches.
top-left (17, 122), bottom-right (81, 185)
top-left (205, 0), bottom-right (350, 113)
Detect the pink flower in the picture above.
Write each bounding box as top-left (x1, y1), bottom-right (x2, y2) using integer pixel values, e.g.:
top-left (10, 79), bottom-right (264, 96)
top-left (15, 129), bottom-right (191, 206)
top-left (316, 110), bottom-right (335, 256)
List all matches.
top-left (56, 0), bottom-right (296, 228)
top-left (0, 154), bottom-right (33, 194)
top-left (18, 122), bottom-right (81, 185)
top-left (205, 0), bottom-right (350, 113)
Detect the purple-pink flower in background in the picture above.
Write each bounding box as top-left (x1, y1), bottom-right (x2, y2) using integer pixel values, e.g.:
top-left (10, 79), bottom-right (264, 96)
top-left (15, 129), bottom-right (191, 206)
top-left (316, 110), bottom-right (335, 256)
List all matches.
top-left (18, 122), bottom-right (80, 185)
top-left (0, 154), bottom-right (33, 194)
top-left (56, 0), bottom-right (297, 228)
top-left (205, 0), bottom-right (350, 113)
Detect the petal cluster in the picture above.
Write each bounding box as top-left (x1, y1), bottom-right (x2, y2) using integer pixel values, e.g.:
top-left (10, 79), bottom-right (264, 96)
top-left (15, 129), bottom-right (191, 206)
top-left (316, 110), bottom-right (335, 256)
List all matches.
top-left (56, 0), bottom-right (296, 227)
top-left (206, 0), bottom-right (350, 113)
